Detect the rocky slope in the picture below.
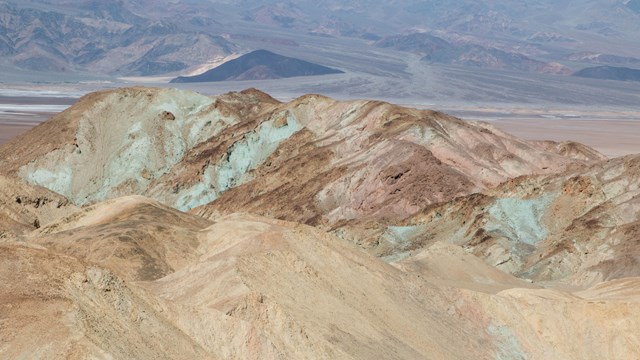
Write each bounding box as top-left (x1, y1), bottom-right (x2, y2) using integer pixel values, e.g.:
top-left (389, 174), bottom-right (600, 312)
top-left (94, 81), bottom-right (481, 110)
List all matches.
top-left (1, 86), bottom-right (639, 359)
top-left (0, 240), bottom-right (213, 359)
top-left (0, 175), bottom-right (76, 236)
top-left (384, 154), bottom-right (640, 287)
top-left (4, 201), bottom-right (640, 359)
top-left (0, 87), bottom-right (603, 243)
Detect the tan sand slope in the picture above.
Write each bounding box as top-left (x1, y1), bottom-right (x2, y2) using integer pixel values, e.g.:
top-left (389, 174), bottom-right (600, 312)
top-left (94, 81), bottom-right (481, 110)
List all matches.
top-left (3, 203), bottom-right (639, 359)
top-left (30, 196), bottom-right (212, 282)
top-left (0, 124), bottom-right (31, 145)
top-left (0, 242), bottom-right (213, 359)
top-left (0, 175), bottom-right (76, 236)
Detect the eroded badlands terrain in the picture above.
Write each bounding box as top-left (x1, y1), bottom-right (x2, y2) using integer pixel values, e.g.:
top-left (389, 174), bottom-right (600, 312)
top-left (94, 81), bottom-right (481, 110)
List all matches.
top-left (1, 87), bottom-right (639, 359)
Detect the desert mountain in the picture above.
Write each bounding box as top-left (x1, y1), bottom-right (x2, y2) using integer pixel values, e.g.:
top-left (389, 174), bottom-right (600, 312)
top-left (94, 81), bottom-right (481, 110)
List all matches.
top-left (0, 175), bottom-right (76, 236)
top-left (3, 0), bottom-right (640, 84)
top-left (0, 239), bottom-right (213, 359)
top-left (375, 33), bottom-right (570, 74)
top-left (0, 87), bottom-right (603, 239)
top-left (573, 65), bottom-right (640, 82)
top-left (231, 0), bottom-right (640, 43)
top-left (171, 50), bottom-right (344, 83)
top-left (0, 0), bottom-right (236, 75)
top-left (2, 87), bottom-right (640, 358)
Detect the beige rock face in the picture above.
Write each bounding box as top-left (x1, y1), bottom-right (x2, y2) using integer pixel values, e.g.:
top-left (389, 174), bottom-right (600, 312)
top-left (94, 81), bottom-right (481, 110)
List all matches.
top-left (0, 242), bottom-right (213, 360)
top-left (0, 175), bottom-right (77, 236)
top-left (1, 87), bottom-right (639, 359)
top-left (30, 196), bottom-right (212, 282)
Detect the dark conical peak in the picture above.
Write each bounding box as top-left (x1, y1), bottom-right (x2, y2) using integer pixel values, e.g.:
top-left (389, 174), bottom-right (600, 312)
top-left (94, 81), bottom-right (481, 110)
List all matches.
top-left (246, 49), bottom-right (279, 57)
top-left (171, 49), bottom-right (344, 83)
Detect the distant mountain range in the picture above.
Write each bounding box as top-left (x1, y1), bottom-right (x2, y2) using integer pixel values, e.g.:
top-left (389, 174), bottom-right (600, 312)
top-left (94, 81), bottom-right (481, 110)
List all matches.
top-left (171, 50), bottom-right (343, 83)
top-left (0, 0), bottom-right (236, 76)
top-left (375, 33), bottom-right (570, 74)
top-left (3, 0), bottom-right (640, 81)
top-left (573, 66), bottom-right (640, 82)
top-left (566, 52), bottom-right (640, 67)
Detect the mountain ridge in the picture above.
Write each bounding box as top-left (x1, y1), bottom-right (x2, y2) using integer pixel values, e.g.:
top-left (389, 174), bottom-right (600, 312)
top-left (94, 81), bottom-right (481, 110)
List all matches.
top-left (0, 87), bottom-right (603, 213)
top-left (3, 0), bottom-right (640, 83)
top-left (0, 1), bottom-right (236, 76)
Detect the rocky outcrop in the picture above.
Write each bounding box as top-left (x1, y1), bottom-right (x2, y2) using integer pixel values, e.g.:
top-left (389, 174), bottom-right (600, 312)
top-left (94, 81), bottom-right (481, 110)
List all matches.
top-left (376, 155), bottom-right (640, 287)
top-left (0, 175), bottom-right (76, 236)
top-left (0, 242), bottom-right (212, 359)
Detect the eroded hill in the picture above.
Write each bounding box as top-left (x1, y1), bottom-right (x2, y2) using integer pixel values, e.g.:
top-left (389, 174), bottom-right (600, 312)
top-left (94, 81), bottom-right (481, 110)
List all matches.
top-left (1, 87), bottom-right (639, 359)
top-left (0, 87), bottom-right (603, 233)
top-left (385, 154), bottom-right (640, 287)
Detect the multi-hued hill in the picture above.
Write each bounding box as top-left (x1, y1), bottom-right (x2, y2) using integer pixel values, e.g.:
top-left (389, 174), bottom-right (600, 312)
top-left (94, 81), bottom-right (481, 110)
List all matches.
top-left (1, 87), bottom-right (639, 359)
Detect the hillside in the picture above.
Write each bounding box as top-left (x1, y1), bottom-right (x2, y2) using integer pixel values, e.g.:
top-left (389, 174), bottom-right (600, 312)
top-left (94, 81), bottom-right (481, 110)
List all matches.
top-left (171, 50), bottom-right (344, 83)
top-left (0, 87), bottom-right (603, 235)
top-left (364, 154), bottom-right (640, 286)
top-left (3, 0), bottom-right (640, 86)
top-left (0, 175), bottom-right (76, 236)
top-left (5, 0), bottom-right (640, 110)
top-left (4, 199), bottom-right (640, 359)
top-left (1, 87), bottom-right (640, 359)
